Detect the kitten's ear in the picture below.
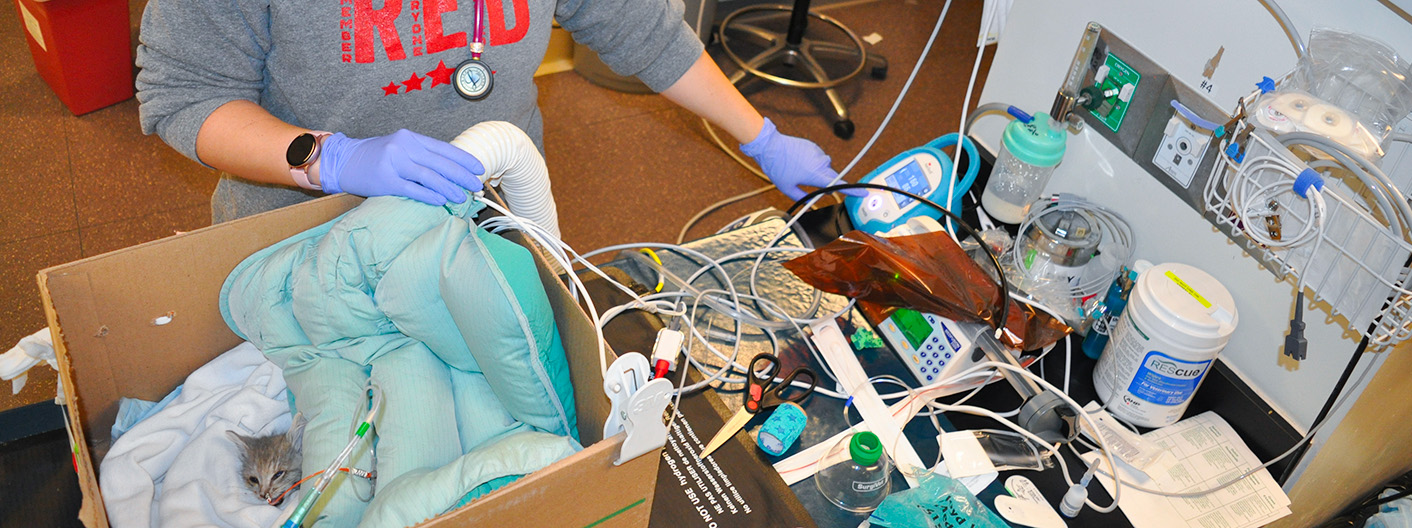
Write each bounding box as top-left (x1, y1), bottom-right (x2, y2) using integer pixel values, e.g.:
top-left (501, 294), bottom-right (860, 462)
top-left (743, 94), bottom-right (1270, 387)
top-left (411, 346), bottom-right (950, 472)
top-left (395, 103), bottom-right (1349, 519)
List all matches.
top-left (286, 413), bottom-right (306, 446)
top-left (226, 430), bottom-right (250, 449)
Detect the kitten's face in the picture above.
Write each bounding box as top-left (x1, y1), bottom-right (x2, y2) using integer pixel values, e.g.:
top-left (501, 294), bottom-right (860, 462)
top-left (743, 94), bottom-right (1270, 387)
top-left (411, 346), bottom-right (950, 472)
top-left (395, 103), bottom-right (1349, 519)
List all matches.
top-left (227, 416), bottom-right (305, 506)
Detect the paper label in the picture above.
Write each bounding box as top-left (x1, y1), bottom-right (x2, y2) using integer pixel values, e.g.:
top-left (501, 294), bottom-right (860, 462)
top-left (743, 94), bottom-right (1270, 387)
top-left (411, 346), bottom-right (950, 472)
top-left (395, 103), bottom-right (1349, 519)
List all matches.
top-left (19, 1), bottom-right (45, 52)
top-left (941, 323), bottom-right (961, 352)
top-left (1128, 351), bottom-right (1210, 405)
top-left (1080, 402), bottom-right (1164, 470)
top-left (1165, 270), bottom-right (1212, 308)
top-left (941, 431), bottom-right (997, 479)
top-left (852, 477), bottom-right (887, 493)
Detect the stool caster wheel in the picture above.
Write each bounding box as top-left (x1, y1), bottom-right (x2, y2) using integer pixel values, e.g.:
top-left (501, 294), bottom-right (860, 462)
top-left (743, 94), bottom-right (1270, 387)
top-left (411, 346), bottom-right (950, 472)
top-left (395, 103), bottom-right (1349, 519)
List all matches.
top-left (871, 65), bottom-right (887, 80)
top-left (833, 120), bottom-right (855, 140)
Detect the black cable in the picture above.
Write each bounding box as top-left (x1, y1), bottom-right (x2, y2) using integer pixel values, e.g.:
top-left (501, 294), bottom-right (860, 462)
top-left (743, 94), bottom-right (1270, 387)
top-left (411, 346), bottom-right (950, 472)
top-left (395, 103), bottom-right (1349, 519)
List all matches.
top-left (1277, 334), bottom-right (1370, 484)
top-left (786, 182), bottom-right (1012, 340)
top-left (1278, 240), bottom-right (1412, 484)
top-left (1319, 482), bottom-right (1412, 527)
top-left (1363, 487), bottom-right (1412, 511)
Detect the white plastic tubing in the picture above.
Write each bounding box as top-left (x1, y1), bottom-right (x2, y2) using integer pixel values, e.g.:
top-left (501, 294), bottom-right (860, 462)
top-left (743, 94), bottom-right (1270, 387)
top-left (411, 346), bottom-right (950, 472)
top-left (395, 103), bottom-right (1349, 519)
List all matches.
top-left (449, 121), bottom-right (562, 240)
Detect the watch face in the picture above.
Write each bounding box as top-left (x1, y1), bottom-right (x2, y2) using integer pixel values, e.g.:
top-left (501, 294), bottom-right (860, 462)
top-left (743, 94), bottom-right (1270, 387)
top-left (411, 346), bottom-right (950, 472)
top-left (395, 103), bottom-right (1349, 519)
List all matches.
top-left (286, 133), bottom-right (317, 166)
top-left (454, 60), bottom-right (493, 100)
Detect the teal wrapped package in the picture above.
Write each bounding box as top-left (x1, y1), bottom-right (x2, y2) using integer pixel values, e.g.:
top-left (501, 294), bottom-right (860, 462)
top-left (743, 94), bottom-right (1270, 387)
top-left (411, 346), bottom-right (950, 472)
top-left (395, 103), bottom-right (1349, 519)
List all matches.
top-left (757, 402), bottom-right (807, 456)
top-left (868, 472), bottom-right (1008, 528)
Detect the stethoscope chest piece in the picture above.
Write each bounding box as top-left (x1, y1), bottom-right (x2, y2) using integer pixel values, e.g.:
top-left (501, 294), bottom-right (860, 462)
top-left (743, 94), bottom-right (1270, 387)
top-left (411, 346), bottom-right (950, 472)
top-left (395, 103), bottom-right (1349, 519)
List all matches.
top-left (453, 59), bottom-right (493, 100)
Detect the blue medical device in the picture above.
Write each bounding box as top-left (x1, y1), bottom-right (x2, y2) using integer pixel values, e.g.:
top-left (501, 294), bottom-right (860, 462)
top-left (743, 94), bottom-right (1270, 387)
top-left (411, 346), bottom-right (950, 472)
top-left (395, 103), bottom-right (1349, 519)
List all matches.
top-left (844, 134), bottom-right (979, 234)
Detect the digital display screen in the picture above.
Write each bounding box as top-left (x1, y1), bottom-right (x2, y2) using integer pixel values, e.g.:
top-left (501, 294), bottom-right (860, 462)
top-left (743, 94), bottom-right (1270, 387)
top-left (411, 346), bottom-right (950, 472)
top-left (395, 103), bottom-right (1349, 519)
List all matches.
top-left (884, 159), bottom-right (930, 209)
top-left (890, 308), bottom-right (933, 350)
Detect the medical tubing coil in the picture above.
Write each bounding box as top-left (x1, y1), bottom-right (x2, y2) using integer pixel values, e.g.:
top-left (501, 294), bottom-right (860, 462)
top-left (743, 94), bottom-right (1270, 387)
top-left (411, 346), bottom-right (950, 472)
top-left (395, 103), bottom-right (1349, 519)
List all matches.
top-left (450, 121), bottom-right (562, 240)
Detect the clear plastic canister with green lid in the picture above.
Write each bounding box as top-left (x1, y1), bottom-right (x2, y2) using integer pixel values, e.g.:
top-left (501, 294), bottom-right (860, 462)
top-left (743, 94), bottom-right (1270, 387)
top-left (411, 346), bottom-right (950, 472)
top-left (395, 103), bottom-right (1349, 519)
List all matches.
top-left (980, 112), bottom-right (1067, 224)
top-left (815, 431), bottom-right (892, 512)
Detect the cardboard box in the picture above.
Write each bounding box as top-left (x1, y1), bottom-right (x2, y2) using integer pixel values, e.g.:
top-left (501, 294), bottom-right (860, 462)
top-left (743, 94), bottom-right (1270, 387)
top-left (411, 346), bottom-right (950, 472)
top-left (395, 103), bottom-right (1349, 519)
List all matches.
top-left (38, 194), bottom-right (659, 527)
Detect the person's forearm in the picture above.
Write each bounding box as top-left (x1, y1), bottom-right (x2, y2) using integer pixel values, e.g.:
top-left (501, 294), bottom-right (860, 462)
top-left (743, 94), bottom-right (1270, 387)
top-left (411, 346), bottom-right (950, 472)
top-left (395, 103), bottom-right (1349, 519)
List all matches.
top-left (195, 100), bottom-right (317, 186)
top-left (661, 51), bottom-right (765, 144)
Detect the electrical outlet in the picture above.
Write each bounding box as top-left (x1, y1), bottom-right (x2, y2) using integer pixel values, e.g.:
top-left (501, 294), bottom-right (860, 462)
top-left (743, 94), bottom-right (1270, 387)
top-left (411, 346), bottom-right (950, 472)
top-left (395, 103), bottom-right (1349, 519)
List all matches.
top-left (1153, 114), bottom-right (1210, 188)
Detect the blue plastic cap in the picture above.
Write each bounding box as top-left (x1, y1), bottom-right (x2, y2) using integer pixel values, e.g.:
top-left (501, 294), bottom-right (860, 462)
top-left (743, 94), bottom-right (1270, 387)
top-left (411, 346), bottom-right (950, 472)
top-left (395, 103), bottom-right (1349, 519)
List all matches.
top-left (1257, 76), bottom-right (1277, 94)
top-left (1007, 106), bottom-right (1034, 123)
top-left (1225, 142), bottom-right (1244, 163)
top-left (1293, 168), bottom-right (1325, 198)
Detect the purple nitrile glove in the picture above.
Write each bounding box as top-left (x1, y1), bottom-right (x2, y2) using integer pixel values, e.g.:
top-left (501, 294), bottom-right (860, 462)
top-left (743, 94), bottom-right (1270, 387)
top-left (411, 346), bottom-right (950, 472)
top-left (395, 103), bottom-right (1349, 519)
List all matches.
top-left (318, 129), bottom-right (485, 206)
top-left (740, 118), bottom-right (862, 202)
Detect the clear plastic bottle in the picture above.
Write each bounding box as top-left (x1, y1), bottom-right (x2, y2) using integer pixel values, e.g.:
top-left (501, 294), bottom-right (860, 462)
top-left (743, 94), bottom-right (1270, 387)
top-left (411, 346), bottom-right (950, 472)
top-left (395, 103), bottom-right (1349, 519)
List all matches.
top-left (980, 112), bottom-right (1067, 224)
top-left (815, 431), bottom-right (892, 512)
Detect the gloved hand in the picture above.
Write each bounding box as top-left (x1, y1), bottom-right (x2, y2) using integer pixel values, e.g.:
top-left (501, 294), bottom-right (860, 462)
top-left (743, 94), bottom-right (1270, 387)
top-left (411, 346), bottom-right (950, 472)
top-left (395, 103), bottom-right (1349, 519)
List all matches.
top-left (740, 118), bottom-right (859, 201)
top-left (319, 129), bottom-right (485, 205)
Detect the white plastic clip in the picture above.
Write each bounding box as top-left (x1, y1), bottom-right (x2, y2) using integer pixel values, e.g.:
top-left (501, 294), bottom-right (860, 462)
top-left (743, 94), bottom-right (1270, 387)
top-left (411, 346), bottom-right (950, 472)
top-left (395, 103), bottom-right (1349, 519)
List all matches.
top-left (602, 352), bottom-right (650, 439)
top-left (995, 495), bottom-right (1067, 528)
top-left (615, 378), bottom-right (673, 465)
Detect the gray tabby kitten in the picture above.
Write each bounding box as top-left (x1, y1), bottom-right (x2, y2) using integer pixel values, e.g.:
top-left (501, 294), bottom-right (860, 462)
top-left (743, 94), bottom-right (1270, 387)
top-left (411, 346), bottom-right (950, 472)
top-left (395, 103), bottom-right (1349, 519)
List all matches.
top-left (226, 414), bottom-right (305, 506)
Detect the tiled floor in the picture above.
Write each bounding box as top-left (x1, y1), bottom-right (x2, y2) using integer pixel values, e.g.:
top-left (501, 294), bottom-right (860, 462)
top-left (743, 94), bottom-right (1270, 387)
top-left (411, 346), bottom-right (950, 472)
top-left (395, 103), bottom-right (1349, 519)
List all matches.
top-left (0, 0), bottom-right (220, 410)
top-left (0, 0), bottom-right (991, 416)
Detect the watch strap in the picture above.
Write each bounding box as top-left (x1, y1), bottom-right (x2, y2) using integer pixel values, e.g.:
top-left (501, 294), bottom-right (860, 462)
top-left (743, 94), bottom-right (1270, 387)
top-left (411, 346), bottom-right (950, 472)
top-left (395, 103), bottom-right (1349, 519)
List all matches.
top-left (290, 132), bottom-right (331, 191)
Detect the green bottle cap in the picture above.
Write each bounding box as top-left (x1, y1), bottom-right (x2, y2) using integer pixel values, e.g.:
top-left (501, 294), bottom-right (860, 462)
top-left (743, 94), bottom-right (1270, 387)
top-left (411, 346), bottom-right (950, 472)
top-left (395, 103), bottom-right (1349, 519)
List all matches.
top-left (849, 431), bottom-right (883, 466)
top-left (1002, 112), bottom-right (1067, 167)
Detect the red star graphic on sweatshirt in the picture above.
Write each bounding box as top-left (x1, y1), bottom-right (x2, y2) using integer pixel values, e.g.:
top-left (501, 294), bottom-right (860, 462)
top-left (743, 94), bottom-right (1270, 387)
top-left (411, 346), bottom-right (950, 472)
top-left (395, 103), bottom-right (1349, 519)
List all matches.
top-left (427, 61), bottom-right (454, 87)
top-left (382, 82), bottom-right (400, 96)
top-left (403, 72), bottom-right (425, 92)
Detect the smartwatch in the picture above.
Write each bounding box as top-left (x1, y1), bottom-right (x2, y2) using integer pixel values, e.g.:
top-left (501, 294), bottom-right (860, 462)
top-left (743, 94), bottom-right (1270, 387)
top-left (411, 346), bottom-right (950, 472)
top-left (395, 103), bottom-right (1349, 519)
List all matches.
top-left (287, 132), bottom-right (331, 190)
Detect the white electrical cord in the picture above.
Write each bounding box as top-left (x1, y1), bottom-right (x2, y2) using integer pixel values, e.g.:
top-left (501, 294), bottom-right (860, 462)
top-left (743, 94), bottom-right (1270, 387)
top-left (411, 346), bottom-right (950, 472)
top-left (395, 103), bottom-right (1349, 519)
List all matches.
top-left (943, 14), bottom-right (991, 237)
top-left (1226, 155), bottom-right (1324, 249)
top-left (1216, 147), bottom-right (1330, 302)
top-left (676, 185), bottom-right (776, 244)
top-left (1256, 0), bottom-right (1306, 59)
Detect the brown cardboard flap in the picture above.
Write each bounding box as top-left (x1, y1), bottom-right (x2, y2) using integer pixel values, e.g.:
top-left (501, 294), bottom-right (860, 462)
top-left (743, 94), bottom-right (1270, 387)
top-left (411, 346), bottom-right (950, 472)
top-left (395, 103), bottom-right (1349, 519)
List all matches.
top-left (423, 436), bottom-right (659, 528)
top-left (522, 232), bottom-right (610, 446)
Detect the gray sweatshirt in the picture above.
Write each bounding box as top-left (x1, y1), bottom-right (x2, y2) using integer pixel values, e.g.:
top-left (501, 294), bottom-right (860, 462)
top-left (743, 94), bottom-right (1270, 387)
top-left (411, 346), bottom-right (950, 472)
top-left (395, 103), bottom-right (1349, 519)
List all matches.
top-left (136, 0), bottom-right (703, 221)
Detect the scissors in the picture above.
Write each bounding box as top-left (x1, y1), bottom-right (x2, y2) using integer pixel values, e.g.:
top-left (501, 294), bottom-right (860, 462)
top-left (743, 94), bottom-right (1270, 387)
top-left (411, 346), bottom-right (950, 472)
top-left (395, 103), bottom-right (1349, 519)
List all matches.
top-left (698, 353), bottom-right (817, 459)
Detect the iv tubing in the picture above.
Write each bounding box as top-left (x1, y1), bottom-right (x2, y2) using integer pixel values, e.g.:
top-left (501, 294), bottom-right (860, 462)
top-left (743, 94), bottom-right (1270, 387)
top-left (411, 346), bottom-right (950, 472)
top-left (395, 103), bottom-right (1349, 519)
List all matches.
top-left (282, 384), bottom-right (384, 528)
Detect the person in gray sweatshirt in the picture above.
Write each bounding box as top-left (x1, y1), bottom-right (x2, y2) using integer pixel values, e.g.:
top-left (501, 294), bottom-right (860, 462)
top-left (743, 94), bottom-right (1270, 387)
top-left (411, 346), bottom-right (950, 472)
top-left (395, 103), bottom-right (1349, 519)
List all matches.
top-left (135, 0), bottom-right (847, 222)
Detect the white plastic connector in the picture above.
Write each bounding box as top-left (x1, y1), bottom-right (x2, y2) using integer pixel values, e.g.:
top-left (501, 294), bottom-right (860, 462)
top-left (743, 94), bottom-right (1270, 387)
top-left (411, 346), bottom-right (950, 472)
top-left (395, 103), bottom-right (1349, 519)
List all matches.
top-left (1095, 64), bottom-right (1110, 84)
top-left (1118, 83), bottom-right (1135, 103)
top-left (1060, 464), bottom-right (1098, 518)
top-left (650, 328), bottom-right (685, 378)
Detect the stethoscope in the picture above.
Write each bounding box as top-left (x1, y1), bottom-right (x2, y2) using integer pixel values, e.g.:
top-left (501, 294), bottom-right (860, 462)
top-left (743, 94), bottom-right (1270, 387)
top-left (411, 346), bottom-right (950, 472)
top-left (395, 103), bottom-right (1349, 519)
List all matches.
top-left (452, 0), bottom-right (493, 100)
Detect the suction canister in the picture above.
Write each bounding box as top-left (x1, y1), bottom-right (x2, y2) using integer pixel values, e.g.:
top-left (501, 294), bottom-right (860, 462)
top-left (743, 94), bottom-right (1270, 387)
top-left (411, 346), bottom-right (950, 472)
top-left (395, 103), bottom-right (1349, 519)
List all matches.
top-left (980, 112), bottom-right (1067, 224)
top-left (1093, 263), bottom-right (1238, 427)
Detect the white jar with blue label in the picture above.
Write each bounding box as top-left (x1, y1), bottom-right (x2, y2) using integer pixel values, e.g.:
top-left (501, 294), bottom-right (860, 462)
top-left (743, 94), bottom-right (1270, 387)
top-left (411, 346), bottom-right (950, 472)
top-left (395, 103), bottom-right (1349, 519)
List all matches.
top-left (1093, 262), bottom-right (1238, 428)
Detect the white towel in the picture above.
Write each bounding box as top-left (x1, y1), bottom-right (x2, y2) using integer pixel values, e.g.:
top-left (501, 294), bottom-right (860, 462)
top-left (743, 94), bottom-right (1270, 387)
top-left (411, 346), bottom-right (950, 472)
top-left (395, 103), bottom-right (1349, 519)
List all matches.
top-left (100, 342), bottom-right (298, 528)
top-left (0, 328), bottom-right (57, 397)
